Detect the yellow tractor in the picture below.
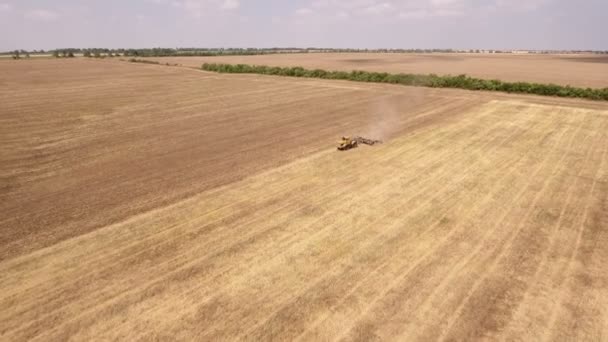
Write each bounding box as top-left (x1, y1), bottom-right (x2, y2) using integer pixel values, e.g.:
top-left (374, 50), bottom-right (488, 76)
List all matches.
top-left (337, 136), bottom-right (382, 151)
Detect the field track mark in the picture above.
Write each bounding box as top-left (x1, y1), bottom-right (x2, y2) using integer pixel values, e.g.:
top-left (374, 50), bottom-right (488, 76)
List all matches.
top-left (389, 106), bottom-right (582, 341)
top-left (0, 78), bottom-right (385, 261)
top-left (4, 59), bottom-right (608, 340)
top-left (287, 102), bottom-right (549, 341)
top-left (237, 106), bottom-right (527, 341)
top-left (0, 96), bottom-right (456, 294)
top-left (337, 105), bottom-right (569, 341)
top-left (0, 94), bottom-right (457, 284)
top-left (163, 100), bottom-right (501, 339)
top-left (434, 110), bottom-right (588, 341)
top-left (1, 63), bottom-right (468, 262)
top-left (284, 101), bottom-right (548, 337)
top-left (5, 98), bottom-right (476, 341)
top-left (328, 104), bottom-right (575, 341)
top-left (28, 98), bottom-right (490, 340)
top-left (428, 111), bottom-right (593, 340)
top-left (273, 102), bottom-right (535, 340)
top-left (542, 129), bottom-right (608, 342)
top-left (498, 108), bottom-right (608, 341)
top-left (430, 115), bottom-right (592, 342)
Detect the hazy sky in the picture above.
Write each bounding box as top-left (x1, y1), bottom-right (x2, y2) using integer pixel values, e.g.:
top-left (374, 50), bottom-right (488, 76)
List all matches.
top-left (1, 0), bottom-right (606, 51)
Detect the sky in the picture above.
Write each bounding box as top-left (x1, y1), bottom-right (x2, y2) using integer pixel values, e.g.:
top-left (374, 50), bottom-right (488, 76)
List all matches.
top-left (0, 0), bottom-right (606, 51)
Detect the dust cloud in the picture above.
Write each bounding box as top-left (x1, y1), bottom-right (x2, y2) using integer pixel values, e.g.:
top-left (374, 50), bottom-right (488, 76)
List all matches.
top-left (361, 86), bottom-right (429, 142)
top-left (360, 96), bottom-right (399, 142)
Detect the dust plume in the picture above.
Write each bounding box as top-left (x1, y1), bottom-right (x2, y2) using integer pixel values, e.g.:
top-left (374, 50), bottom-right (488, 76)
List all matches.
top-left (361, 96), bottom-right (401, 142)
top-left (360, 86), bottom-right (429, 142)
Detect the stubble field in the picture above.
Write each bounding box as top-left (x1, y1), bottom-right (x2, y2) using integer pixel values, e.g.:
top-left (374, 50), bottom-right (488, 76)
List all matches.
top-left (146, 52), bottom-right (608, 88)
top-left (1, 58), bottom-right (608, 341)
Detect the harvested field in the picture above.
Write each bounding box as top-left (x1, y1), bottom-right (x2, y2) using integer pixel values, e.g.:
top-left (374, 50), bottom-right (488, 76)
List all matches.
top-left (147, 53), bottom-right (608, 88)
top-left (1, 58), bottom-right (608, 341)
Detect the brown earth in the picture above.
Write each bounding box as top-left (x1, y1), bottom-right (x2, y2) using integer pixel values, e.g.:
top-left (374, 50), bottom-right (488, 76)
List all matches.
top-left (146, 53), bottom-right (608, 88)
top-left (1, 58), bottom-right (608, 341)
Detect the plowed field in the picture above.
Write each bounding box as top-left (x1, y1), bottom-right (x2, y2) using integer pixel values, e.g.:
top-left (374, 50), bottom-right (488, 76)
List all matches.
top-left (1, 59), bottom-right (607, 341)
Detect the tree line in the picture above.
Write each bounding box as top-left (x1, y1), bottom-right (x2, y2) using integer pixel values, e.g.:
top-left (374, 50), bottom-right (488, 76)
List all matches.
top-left (54, 48), bottom-right (608, 56)
top-left (4, 48), bottom-right (608, 58)
top-left (9, 50), bottom-right (30, 59)
top-left (201, 63), bottom-right (608, 102)
top-left (127, 58), bottom-right (160, 64)
top-left (53, 50), bottom-right (76, 58)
